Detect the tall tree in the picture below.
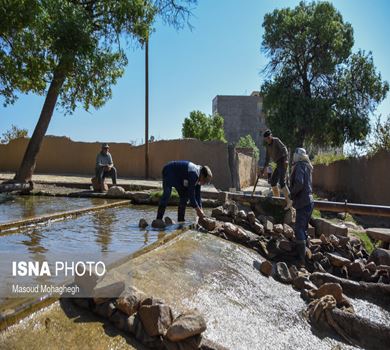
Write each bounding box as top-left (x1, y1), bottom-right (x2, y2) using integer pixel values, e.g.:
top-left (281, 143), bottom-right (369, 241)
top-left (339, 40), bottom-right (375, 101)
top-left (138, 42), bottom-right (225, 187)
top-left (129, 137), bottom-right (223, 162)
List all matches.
top-left (182, 110), bottom-right (227, 142)
top-left (260, 1), bottom-right (389, 151)
top-left (0, 0), bottom-right (196, 183)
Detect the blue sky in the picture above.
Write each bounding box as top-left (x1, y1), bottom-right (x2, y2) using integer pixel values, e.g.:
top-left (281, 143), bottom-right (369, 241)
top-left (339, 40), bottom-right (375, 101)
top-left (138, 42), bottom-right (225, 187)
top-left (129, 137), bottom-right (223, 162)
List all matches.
top-left (1, 0), bottom-right (390, 144)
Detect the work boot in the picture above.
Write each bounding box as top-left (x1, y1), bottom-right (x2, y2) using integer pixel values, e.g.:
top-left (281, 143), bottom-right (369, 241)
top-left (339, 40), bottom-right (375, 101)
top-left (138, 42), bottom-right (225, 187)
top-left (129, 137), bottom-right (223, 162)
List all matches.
top-left (296, 240), bottom-right (306, 267)
top-left (281, 186), bottom-right (293, 210)
top-left (271, 186), bottom-right (280, 197)
top-left (157, 205), bottom-right (166, 220)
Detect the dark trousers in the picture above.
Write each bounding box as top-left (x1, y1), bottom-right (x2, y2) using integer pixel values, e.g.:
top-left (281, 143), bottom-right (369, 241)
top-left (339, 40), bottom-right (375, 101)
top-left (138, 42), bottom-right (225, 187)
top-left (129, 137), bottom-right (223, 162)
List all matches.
top-left (270, 157), bottom-right (287, 188)
top-left (158, 181), bottom-right (188, 222)
top-left (295, 202), bottom-right (314, 241)
top-left (95, 166), bottom-right (117, 185)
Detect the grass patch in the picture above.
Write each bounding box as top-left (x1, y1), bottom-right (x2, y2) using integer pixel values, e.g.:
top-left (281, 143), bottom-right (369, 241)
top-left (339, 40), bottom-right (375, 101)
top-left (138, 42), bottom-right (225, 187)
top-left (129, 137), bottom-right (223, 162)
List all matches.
top-left (350, 231), bottom-right (375, 254)
top-left (150, 188), bottom-right (179, 200)
top-left (312, 153), bottom-right (347, 165)
top-left (312, 209), bottom-right (322, 219)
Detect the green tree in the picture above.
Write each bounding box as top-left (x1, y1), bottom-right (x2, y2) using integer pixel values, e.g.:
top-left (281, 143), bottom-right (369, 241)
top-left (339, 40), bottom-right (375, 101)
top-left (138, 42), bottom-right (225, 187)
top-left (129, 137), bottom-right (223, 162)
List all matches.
top-left (260, 1), bottom-right (389, 151)
top-left (237, 134), bottom-right (259, 160)
top-left (1, 125), bottom-right (28, 144)
top-left (368, 115), bottom-right (390, 154)
top-left (0, 0), bottom-right (196, 182)
top-left (182, 110), bottom-right (227, 142)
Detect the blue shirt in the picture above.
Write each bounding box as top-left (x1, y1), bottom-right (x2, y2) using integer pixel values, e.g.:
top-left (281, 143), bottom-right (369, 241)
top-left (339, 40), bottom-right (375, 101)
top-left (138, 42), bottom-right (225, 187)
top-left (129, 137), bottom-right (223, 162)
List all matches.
top-left (162, 161), bottom-right (202, 208)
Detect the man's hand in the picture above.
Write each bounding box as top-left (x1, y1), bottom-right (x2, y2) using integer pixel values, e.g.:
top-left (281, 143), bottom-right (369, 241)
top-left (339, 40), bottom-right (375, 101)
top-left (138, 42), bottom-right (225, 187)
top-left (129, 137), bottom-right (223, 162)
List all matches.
top-left (196, 207), bottom-right (205, 219)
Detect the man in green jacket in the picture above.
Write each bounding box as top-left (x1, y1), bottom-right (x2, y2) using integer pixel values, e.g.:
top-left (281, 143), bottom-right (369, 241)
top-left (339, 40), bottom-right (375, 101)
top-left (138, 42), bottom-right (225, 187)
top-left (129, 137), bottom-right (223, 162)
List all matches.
top-left (262, 129), bottom-right (292, 209)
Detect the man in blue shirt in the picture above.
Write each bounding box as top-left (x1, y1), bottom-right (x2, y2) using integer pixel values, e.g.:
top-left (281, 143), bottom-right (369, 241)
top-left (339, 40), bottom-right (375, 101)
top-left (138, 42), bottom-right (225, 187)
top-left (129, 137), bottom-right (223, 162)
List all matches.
top-left (95, 144), bottom-right (117, 190)
top-left (156, 161), bottom-right (213, 222)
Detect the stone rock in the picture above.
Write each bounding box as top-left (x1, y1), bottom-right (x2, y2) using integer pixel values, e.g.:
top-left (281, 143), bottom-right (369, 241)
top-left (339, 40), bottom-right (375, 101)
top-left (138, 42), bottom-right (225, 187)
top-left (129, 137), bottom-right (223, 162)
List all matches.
top-left (92, 271), bottom-right (126, 299)
top-left (312, 252), bottom-right (325, 262)
top-left (130, 191), bottom-right (152, 203)
top-left (329, 234), bottom-right (340, 246)
top-left (289, 265), bottom-right (299, 280)
top-left (284, 207), bottom-right (296, 225)
top-left (141, 297), bottom-right (165, 306)
top-left (365, 262), bottom-right (377, 274)
top-left (320, 234), bottom-right (329, 244)
top-left (110, 309), bottom-right (129, 331)
top-left (279, 240), bottom-right (294, 252)
top-left (74, 265), bottom-right (100, 296)
top-left (116, 286), bottom-right (147, 316)
top-left (283, 224), bottom-right (295, 240)
top-left (252, 222), bottom-right (264, 235)
top-left (221, 222), bottom-right (248, 242)
top-left (237, 210), bottom-right (247, 219)
top-left (199, 217), bottom-right (217, 232)
top-left (275, 262), bottom-right (292, 284)
top-left (93, 301), bottom-right (116, 319)
top-left (347, 261), bottom-right (365, 280)
top-left (138, 303), bottom-right (173, 336)
top-left (164, 217), bottom-right (175, 225)
top-left (307, 225), bottom-right (316, 238)
top-left (166, 310), bottom-right (207, 342)
top-left (273, 224), bottom-right (284, 234)
top-left (225, 202), bottom-right (238, 217)
top-left (164, 335), bottom-right (203, 350)
top-left (310, 282), bottom-right (343, 304)
top-left (264, 220), bottom-right (273, 234)
top-left (313, 218), bottom-right (348, 237)
top-left (368, 248), bottom-right (390, 266)
top-left (366, 228), bottom-right (390, 244)
top-left (151, 219), bottom-right (166, 229)
top-left (259, 260), bottom-right (273, 277)
top-left (247, 211), bottom-right (256, 225)
top-left (211, 207), bottom-right (224, 217)
top-left (293, 276), bottom-right (317, 291)
top-left (132, 313), bottom-right (164, 348)
top-left (326, 253), bottom-right (351, 268)
top-left (139, 218), bottom-right (149, 229)
top-left (107, 186), bottom-right (126, 197)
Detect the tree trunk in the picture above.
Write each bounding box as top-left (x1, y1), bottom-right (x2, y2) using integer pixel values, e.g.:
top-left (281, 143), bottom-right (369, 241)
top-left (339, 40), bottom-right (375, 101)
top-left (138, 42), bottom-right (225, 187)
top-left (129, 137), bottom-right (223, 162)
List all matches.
top-left (14, 62), bottom-right (67, 183)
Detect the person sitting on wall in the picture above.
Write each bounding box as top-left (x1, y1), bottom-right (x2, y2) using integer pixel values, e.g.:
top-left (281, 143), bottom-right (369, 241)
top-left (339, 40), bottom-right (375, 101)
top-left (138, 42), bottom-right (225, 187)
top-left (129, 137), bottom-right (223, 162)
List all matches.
top-left (262, 129), bottom-right (293, 209)
top-left (156, 161), bottom-right (213, 222)
top-left (290, 147), bottom-right (314, 267)
top-left (95, 144), bottom-right (117, 191)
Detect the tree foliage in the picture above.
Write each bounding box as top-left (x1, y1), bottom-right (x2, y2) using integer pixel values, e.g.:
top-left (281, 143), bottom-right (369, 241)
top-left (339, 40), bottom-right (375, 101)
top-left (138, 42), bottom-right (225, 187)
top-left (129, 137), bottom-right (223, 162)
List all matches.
top-left (182, 110), bottom-right (226, 142)
top-left (368, 115), bottom-right (390, 154)
top-left (0, 125), bottom-right (28, 144)
top-left (237, 134), bottom-right (259, 160)
top-left (0, 0), bottom-right (197, 181)
top-left (260, 1), bottom-right (389, 151)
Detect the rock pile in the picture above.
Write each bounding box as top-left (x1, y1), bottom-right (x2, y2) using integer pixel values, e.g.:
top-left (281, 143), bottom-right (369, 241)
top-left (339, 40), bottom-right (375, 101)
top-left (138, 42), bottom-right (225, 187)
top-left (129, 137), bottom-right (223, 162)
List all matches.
top-left (197, 200), bottom-right (390, 348)
top-left (73, 272), bottom-right (224, 350)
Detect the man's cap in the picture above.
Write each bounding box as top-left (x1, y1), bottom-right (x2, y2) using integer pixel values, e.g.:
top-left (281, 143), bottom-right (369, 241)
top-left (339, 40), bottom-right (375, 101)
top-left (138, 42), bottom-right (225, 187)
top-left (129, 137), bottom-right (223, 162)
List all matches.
top-left (102, 143), bottom-right (110, 148)
top-left (263, 129), bottom-right (272, 138)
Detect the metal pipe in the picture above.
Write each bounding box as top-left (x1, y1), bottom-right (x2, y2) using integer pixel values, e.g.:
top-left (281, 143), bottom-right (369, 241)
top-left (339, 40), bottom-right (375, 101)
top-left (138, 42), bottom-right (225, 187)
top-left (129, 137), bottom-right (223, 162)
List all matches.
top-left (226, 192), bottom-right (390, 218)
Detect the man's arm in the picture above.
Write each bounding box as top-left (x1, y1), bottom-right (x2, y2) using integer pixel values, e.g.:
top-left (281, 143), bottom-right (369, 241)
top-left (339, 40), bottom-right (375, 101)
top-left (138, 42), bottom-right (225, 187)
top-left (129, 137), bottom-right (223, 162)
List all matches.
top-left (290, 165), bottom-right (304, 199)
top-left (276, 139), bottom-right (288, 159)
top-left (188, 173), bottom-right (204, 217)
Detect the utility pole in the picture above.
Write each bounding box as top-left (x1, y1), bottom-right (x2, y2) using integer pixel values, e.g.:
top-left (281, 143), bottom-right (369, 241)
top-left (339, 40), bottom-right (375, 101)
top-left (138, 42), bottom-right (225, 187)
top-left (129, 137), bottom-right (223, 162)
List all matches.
top-left (145, 35), bottom-right (149, 179)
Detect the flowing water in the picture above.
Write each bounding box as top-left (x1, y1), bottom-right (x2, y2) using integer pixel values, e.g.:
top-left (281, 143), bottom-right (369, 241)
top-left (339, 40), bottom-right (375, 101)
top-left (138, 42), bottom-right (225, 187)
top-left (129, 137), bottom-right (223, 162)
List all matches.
top-left (0, 200), bottom-right (199, 308)
top-left (0, 195), bottom-right (114, 223)
top-left (0, 196), bottom-right (388, 349)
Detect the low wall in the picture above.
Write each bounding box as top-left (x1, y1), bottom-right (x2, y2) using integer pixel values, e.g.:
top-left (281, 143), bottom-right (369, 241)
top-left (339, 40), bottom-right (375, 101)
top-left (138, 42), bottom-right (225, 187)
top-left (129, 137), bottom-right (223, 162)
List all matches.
top-left (0, 136), bottom-right (256, 191)
top-left (313, 150), bottom-right (390, 205)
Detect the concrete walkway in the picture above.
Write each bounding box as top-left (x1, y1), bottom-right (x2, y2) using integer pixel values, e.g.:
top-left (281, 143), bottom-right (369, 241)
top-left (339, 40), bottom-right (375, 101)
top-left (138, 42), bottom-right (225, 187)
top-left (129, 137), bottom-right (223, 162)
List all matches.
top-left (0, 172), bottom-right (218, 192)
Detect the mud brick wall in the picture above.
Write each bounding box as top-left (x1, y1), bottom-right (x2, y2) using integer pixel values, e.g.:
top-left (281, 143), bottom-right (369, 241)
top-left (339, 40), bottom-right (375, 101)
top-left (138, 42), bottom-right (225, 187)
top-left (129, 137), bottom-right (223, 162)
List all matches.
top-left (312, 150), bottom-right (390, 205)
top-left (0, 136), bottom-right (256, 191)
